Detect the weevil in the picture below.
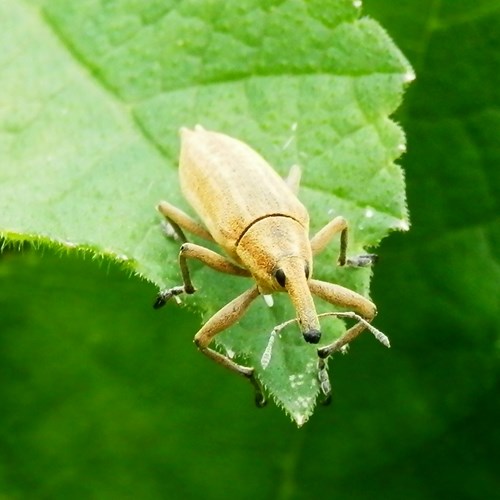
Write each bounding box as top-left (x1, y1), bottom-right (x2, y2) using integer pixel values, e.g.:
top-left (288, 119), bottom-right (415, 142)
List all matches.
top-left (155, 125), bottom-right (388, 406)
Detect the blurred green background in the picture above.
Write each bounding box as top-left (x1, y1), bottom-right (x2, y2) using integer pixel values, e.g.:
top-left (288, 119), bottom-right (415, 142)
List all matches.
top-left (1, 0), bottom-right (499, 499)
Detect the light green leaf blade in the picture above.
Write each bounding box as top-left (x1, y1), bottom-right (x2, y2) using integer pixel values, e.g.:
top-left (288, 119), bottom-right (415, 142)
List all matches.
top-left (0, 0), bottom-right (412, 423)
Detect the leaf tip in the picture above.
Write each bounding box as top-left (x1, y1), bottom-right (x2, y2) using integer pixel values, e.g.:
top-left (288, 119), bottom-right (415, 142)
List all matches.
top-left (393, 218), bottom-right (410, 232)
top-left (403, 70), bottom-right (416, 84)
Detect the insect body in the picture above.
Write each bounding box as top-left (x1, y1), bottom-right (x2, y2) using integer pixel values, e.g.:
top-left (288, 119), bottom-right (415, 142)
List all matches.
top-left (155, 126), bottom-right (387, 406)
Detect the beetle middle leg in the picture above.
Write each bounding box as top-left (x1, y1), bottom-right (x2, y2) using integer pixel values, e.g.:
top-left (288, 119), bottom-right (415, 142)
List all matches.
top-left (310, 216), bottom-right (377, 267)
top-left (154, 243), bottom-right (250, 308)
top-left (155, 200), bottom-right (250, 307)
top-left (193, 286), bottom-right (266, 407)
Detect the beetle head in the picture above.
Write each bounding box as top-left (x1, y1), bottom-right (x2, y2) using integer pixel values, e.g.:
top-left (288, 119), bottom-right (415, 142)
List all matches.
top-left (273, 255), bottom-right (321, 344)
top-left (237, 216), bottom-right (321, 344)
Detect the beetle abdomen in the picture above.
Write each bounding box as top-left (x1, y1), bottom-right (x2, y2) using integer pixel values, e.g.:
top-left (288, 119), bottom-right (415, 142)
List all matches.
top-left (179, 127), bottom-right (309, 255)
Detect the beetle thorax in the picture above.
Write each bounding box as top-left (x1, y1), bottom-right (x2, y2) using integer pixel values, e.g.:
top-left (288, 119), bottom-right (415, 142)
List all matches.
top-left (236, 216), bottom-right (312, 293)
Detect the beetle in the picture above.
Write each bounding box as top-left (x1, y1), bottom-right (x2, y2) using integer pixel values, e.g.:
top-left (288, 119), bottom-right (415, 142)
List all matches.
top-left (155, 125), bottom-right (388, 406)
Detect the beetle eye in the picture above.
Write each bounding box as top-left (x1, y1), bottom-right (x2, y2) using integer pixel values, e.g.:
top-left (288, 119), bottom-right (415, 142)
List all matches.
top-left (274, 268), bottom-right (286, 287)
top-left (304, 263), bottom-right (310, 279)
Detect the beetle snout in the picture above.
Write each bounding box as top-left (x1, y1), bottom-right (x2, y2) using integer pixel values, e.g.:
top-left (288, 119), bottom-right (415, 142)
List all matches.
top-left (303, 329), bottom-right (321, 344)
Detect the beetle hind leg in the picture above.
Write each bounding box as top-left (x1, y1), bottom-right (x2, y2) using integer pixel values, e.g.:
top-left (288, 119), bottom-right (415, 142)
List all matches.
top-left (157, 201), bottom-right (214, 242)
top-left (285, 164), bottom-right (301, 194)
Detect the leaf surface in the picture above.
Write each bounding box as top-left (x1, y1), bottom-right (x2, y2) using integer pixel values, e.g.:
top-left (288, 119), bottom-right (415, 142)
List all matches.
top-left (0, 0), bottom-right (411, 423)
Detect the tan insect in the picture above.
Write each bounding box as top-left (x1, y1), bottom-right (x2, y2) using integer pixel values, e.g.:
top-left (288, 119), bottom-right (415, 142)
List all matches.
top-left (155, 125), bottom-right (389, 406)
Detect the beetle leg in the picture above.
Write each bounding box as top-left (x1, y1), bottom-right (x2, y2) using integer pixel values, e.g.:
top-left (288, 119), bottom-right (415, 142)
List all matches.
top-left (194, 286), bottom-right (266, 406)
top-left (285, 164), bottom-right (301, 195)
top-left (310, 216), bottom-right (348, 264)
top-left (317, 357), bottom-right (332, 405)
top-left (309, 279), bottom-right (377, 358)
top-left (346, 254), bottom-right (378, 267)
top-left (154, 243), bottom-right (250, 308)
top-left (310, 216), bottom-right (377, 267)
top-left (308, 279), bottom-right (377, 403)
top-left (158, 200), bottom-right (214, 242)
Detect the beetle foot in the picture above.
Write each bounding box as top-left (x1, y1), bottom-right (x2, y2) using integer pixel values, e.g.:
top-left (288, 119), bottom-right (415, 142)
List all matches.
top-left (317, 345), bottom-right (331, 359)
top-left (345, 253), bottom-right (378, 267)
top-left (160, 220), bottom-right (182, 241)
top-left (255, 392), bottom-right (267, 408)
top-left (317, 358), bottom-right (332, 405)
top-left (317, 338), bottom-right (344, 359)
top-left (153, 285), bottom-right (189, 309)
top-left (320, 393), bottom-right (332, 406)
top-left (245, 369), bottom-right (267, 408)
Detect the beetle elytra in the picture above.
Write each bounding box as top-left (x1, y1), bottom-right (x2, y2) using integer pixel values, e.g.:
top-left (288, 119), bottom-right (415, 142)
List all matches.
top-left (155, 126), bottom-right (389, 406)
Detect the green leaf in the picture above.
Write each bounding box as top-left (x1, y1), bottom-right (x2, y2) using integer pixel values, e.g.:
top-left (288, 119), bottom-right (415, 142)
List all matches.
top-left (0, 0), bottom-right (411, 424)
top-left (1, 1), bottom-right (499, 497)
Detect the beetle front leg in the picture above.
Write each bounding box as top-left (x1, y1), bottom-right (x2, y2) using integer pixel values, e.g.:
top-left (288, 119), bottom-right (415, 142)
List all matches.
top-left (310, 216), bottom-right (377, 267)
top-left (309, 279), bottom-right (377, 357)
top-left (193, 286), bottom-right (266, 406)
top-left (309, 279), bottom-right (377, 402)
top-left (154, 243), bottom-right (250, 308)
